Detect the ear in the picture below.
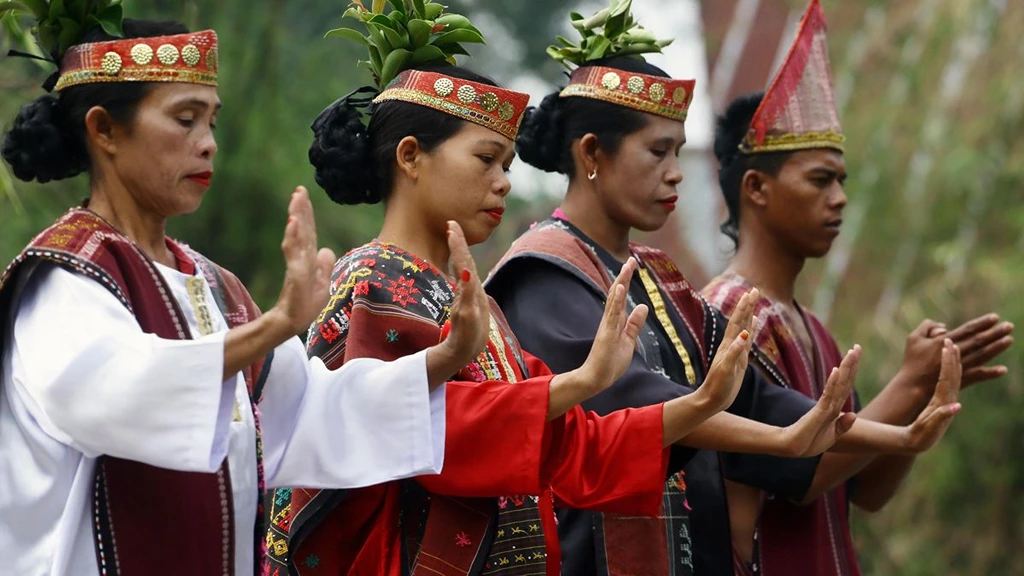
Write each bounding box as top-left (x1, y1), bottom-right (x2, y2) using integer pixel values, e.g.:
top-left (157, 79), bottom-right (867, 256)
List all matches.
top-left (741, 168), bottom-right (771, 209)
top-left (578, 133), bottom-right (601, 174)
top-left (395, 135), bottom-right (423, 182)
top-left (84, 106), bottom-right (118, 156)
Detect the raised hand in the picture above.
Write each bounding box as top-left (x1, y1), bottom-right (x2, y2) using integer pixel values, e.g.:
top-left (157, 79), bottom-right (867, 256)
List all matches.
top-left (902, 339), bottom-right (962, 452)
top-left (941, 314), bottom-right (1012, 388)
top-left (696, 290), bottom-right (756, 412)
top-left (901, 315), bottom-right (1012, 390)
top-left (272, 186), bottom-right (338, 334)
top-left (776, 346), bottom-right (861, 457)
top-left (576, 257), bottom-right (650, 394)
top-left (425, 221), bottom-right (491, 385)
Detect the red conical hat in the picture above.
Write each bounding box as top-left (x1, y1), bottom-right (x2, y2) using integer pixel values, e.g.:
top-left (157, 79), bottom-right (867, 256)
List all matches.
top-left (740, 0), bottom-right (844, 154)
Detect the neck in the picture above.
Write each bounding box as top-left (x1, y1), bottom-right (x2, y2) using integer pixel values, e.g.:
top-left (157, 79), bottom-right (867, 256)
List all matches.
top-left (87, 174), bottom-right (174, 268)
top-left (560, 179), bottom-right (632, 261)
top-left (727, 221), bottom-right (804, 304)
top-left (378, 193), bottom-right (451, 272)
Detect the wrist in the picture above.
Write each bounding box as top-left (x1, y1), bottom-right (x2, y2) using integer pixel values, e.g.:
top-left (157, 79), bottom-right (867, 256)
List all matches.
top-left (426, 341), bottom-right (462, 381)
top-left (892, 368), bottom-right (932, 404)
top-left (262, 308), bottom-right (298, 344)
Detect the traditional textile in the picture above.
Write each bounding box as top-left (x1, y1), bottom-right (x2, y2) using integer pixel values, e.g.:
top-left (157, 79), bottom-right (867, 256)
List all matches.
top-left (266, 241), bottom-right (668, 576)
top-left (374, 70), bottom-right (529, 140)
top-left (739, 0), bottom-right (844, 154)
top-left (55, 30), bottom-right (218, 91)
top-left (0, 209), bottom-right (263, 575)
top-left (0, 209), bottom-right (447, 576)
top-left (560, 66), bottom-right (695, 122)
top-left (703, 271), bottom-right (859, 576)
top-left (488, 216), bottom-right (823, 576)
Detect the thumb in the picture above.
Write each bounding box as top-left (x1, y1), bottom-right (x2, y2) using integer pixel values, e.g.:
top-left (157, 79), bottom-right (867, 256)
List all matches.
top-left (836, 412), bottom-right (857, 435)
top-left (317, 248), bottom-right (337, 282)
top-left (623, 304), bottom-right (649, 340)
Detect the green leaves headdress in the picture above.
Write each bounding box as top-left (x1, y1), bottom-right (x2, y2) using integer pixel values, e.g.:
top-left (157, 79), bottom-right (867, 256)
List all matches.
top-left (2, 0), bottom-right (123, 62)
top-left (325, 0), bottom-right (485, 88)
top-left (547, 0), bottom-right (672, 69)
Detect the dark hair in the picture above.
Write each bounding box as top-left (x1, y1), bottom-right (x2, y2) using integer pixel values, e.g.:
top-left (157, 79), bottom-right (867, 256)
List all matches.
top-left (1, 19), bottom-right (190, 183)
top-left (713, 91), bottom-right (792, 245)
top-left (516, 56), bottom-right (670, 178)
top-left (309, 65), bottom-right (500, 206)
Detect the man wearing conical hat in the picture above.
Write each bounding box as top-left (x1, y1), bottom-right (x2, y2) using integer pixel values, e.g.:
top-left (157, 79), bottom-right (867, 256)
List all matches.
top-left (704, 1), bottom-right (1014, 574)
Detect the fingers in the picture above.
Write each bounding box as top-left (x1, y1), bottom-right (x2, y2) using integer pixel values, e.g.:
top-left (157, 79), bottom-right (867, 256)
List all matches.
top-left (722, 289), bottom-right (757, 344)
top-left (601, 284), bottom-right (628, 335)
top-left (601, 258), bottom-right (637, 334)
top-left (447, 221), bottom-right (479, 281)
top-left (915, 319), bottom-right (946, 338)
top-left (935, 339), bottom-right (963, 402)
top-left (821, 346), bottom-right (860, 415)
top-left (960, 323), bottom-right (1014, 366)
top-left (962, 365), bottom-right (1009, 386)
top-left (612, 257), bottom-right (637, 291)
top-left (944, 313), bottom-right (1001, 343)
top-left (716, 327), bottom-right (753, 373)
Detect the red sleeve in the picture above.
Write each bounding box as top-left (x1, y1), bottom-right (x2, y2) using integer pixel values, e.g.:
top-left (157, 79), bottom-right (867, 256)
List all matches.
top-left (416, 375), bottom-right (553, 497)
top-left (522, 351), bottom-right (669, 517)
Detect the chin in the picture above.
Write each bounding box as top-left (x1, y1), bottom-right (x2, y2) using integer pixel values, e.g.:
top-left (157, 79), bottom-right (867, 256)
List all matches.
top-left (464, 224), bottom-right (493, 247)
top-left (634, 212), bottom-right (671, 233)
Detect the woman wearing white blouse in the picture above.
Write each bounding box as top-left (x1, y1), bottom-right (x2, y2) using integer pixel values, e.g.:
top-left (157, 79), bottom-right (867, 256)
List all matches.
top-left (0, 18), bottom-right (492, 576)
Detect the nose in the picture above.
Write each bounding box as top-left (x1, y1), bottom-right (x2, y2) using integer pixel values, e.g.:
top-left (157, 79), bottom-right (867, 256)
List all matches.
top-left (830, 183), bottom-right (848, 211)
top-left (666, 162), bottom-right (684, 187)
top-left (494, 172), bottom-right (512, 197)
top-left (198, 126), bottom-right (218, 160)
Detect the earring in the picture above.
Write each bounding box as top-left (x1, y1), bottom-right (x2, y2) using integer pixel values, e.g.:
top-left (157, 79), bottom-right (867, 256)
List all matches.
top-left (587, 168), bottom-right (598, 181)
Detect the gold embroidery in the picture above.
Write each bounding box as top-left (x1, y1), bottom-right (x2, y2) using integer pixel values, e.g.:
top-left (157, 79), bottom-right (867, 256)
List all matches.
top-left (638, 268), bottom-right (696, 383)
top-left (487, 315), bottom-right (518, 383)
top-left (187, 276), bottom-right (243, 422)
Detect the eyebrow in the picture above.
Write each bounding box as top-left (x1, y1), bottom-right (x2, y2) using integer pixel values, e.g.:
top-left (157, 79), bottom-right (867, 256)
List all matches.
top-left (808, 166), bottom-right (847, 179)
top-left (172, 97), bottom-right (223, 111)
top-left (478, 138), bottom-right (516, 161)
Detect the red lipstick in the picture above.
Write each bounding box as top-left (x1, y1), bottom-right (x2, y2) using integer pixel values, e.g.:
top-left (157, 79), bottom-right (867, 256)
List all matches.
top-left (186, 171), bottom-right (213, 188)
top-left (484, 207), bottom-right (505, 223)
top-left (657, 195), bottom-right (678, 212)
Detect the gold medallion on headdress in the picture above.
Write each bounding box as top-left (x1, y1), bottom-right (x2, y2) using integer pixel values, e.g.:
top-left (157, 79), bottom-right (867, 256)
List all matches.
top-left (740, 0), bottom-right (845, 154)
top-left (325, 0), bottom-right (530, 140)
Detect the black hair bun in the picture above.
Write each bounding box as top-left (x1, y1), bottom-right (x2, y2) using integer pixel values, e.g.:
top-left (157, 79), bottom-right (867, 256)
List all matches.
top-left (309, 102), bottom-right (378, 205)
top-left (516, 91), bottom-right (567, 174)
top-left (2, 94), bottom-right (87, 183)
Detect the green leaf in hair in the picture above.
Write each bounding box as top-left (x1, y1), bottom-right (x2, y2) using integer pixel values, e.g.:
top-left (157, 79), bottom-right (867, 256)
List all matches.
top-left (548, 0), bottom-right (671, 69)
top-left (331, 0), bottom-right (483, 88)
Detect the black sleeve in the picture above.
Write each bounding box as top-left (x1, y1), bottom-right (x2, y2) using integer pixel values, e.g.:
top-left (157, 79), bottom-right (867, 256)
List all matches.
top-left (490, 261), bottom-right (697, 473)
top-left (696, 308), bottom-right (821, 499)
top-left (720, 365), bottom-right (823, 501)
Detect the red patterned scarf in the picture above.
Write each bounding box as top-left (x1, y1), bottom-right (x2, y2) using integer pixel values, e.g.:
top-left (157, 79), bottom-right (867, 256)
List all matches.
top-left (0, 208), bottom-right (269, 576)
top-left (702, 271), bottom-right (859, 576)
top-left (266, 241), bottom-right (552, 576)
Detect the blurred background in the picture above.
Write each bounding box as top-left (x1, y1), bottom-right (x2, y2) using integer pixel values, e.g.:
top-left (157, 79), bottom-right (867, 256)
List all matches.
top-left (2, 0), bottom-right (1022, 573)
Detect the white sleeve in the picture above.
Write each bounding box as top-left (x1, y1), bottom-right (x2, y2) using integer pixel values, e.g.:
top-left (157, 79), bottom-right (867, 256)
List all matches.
top-left (9, 264), bottom-right (235, 472)
top-left (260, 337), bottom-right (446, 489)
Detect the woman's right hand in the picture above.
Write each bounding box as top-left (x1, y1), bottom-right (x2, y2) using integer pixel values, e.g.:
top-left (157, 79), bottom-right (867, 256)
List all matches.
top-left (694, 290), bottom-right (756, 413)
top-left (774, 346), bottom-right (861, 457)
top-left (425, 221), bottom-right (491, 386)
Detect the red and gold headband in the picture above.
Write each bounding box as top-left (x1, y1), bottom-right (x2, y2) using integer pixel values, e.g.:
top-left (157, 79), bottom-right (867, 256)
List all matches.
top-left (559, 66), bottom-right (695, 123)
top-left (54, 30), bottom-right (219, 92)
top-left (372, 70), bottom-right (530, 140)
